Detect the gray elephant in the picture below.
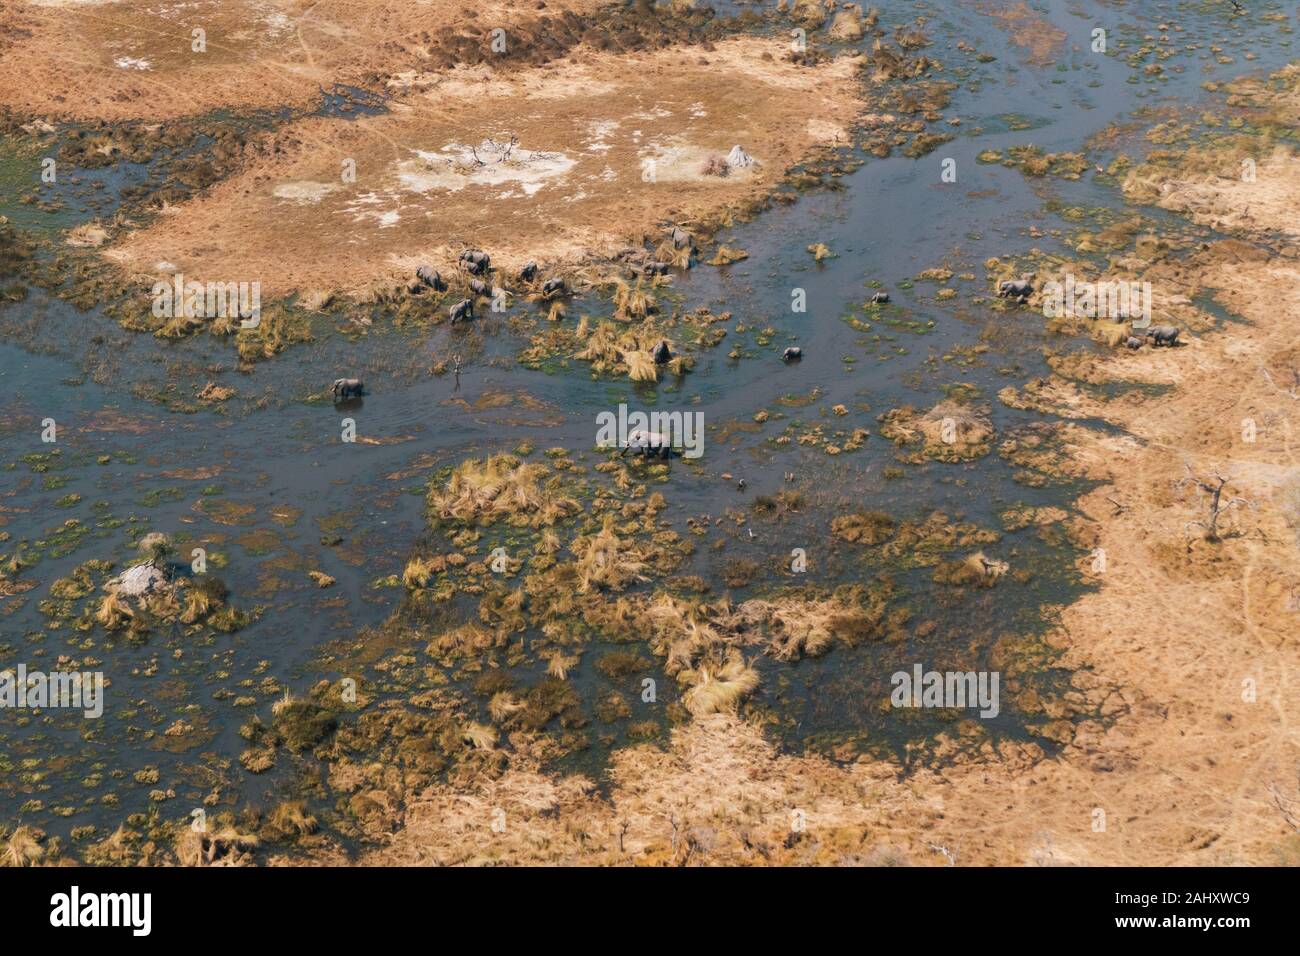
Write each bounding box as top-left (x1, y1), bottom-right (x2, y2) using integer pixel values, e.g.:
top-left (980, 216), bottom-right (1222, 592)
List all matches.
top-left (519, 261), bottom-right (538, 283)
top-left (997, 278), bottom-right (1033, 302)
top-left (782, 347), bottom-right (803, 362)
top-left (671, 226), bottom-right (695, 250)
top-left (630, 257), bottom-right (669, 277)
top-left (468, 278), bottom-right (490, 297)
top-left (541, 277), bottom-right (567, 298)
top-left (1145, 325), bottom-right (1180, 347)
top-left (449, 298), bottom-right (474, 324)
top-left (870, 291), bottom-right (891, 305)
top-left (652, 340), bottom-right (672, 365)
top-left (416, 264), bottom-right (447, 291)
top-left (620, 428), bottom-right (672, 459)
top-left (459, 249), bottom-right (490, 275)
top-left (332, 378), bottom-right (364, 400)
top-left (1124, 336), bottom-right (1143, 350)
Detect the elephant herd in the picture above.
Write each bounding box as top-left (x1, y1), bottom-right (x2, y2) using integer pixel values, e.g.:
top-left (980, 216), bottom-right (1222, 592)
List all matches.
top-left (998, 277), bottom-right (1181, 350)
top-left (330, 247), bottom-right (573, 402)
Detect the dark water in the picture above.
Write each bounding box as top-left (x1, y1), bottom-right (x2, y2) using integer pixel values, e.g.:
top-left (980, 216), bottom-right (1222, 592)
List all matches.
top-left (0, 0), bottom-right (1292, 843)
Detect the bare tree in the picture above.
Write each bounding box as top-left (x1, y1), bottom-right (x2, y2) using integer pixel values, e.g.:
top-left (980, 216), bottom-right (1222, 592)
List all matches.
top-left (1268, 771), bottom-right (1300, 833)
top-left (1178, 463), bottom-right (1254, 542)
top-left (928, 842), bottom-right (957, 866)
top-left (1261, 364), bottom-right (1300, 400)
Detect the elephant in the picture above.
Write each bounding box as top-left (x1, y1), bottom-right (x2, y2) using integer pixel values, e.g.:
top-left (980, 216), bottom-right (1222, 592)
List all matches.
top-left (630, 258), bottom-right (669, 277)
top-left (870, 291), bottom-right (890, 305)
top-left (620, 429), bottom-right (672, 459)
top-left (782, 347), bottom-right (803, 362)
top-left (997, 278), bottom-right (1033, 302)
top-left (415, 264), bottom-right (447, 291)
top-left (671, 226), bottom-right (695, 250)
top-left (468, 278), bottom-right (490, 297)
top-left (652, 340), bottom-right (672, 365)
top-left (1124, 336), bottom-right (1144, 350)
top-left (541, 277), bottom-right (567, 298)
top-left (459, 249), bottom-right (490, 275)
top-left (1144, 325), bottom-right (1180, 347)
top-left (449, 298), bottom-right (474, 324)
top-left (331, 378), bottom-right (364, 400)
top-left (519, 261), bottom-right (538, 283)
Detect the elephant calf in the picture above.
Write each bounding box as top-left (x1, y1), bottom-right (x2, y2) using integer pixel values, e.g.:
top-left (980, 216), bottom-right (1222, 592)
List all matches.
top-left (331, 378), bottom-right (364, 400)
top-left (468, 278), bottom-right (490, 297)
top-left (870, 291), bottom-right (890, 305)
top-left (541, 277), bottom-right (567, 298)
top-left (1124, 336), bottom-right (1143, 350)
top-left (782, 347), bottom-right (803, 362)
top-left (652, 340), bottom-right (672, 365)
top-left (1145, 325), bottom-right (1180, 347)
top-left (519, 261), bottom-right (538, 283)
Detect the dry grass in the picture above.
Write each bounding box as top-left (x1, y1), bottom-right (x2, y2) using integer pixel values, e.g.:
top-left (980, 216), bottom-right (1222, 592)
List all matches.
top-left (403, 556), bottom-right (438, 590)
top-left (681, 653), bottom-right (761, 716)
top-left (427, 455), bottom-right (579, 529)
top-left (572, 517), bottom-right (650, 593)
top-left (104, 38), bottom-right (865, 294)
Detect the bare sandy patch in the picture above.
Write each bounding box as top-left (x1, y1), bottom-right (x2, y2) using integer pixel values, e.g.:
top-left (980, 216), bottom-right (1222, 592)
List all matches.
top-left (0, 0), bottom-right (603, 121)
top-left (106, 39), bottom-right (866, 295)
top-left (1127, 145), bottom-right (1300, 240)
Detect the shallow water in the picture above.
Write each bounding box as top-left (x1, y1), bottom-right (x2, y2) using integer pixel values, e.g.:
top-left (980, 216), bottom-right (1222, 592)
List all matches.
top-left (0, 0), bottom-right (1293, 845)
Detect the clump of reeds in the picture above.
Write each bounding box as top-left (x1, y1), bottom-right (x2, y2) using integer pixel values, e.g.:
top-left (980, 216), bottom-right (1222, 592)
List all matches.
top-left (427, 454), bottom-right (578, 528)
top-left (403, 555), bottom-right (437, 589)
top-left (95, 592), bottom-right (134, 630)
top-left (265, 801), bottom-right (318, 840)
top-left (680, 653), bottom-right (760, 716)
top-left (1, 826), bottom-right (45, 867)
top-left (621, 348), bottom-right (659, 382)
top-left (571, 516), bottom-right (649, 592)
top-left (179, 575), bottom-right (227, 624)
top-left (830, 511), bottom-right (897, 545)
top-left (707, 245), bottom-right (748, 266)
top-left (653, 239), bottom-right (694, 269)
top-left (613, 278), bottom-right (657, 320)
top-left (461, 722), bottom-right (498, 750)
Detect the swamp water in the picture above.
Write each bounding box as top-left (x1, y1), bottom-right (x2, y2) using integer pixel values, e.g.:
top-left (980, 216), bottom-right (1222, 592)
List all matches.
top-left (0, 0), bottom-right (1292, 854)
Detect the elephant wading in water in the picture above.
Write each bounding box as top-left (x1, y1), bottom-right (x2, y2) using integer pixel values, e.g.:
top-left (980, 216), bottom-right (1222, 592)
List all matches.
top-left (997, 278), bottom-right (1034, 304)
top-left (331, 378), bottom-right (364, 401)
top-left (619, 429), bottom-right (673, 459)
top-left (449, 298), bottom-right (474, 324)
